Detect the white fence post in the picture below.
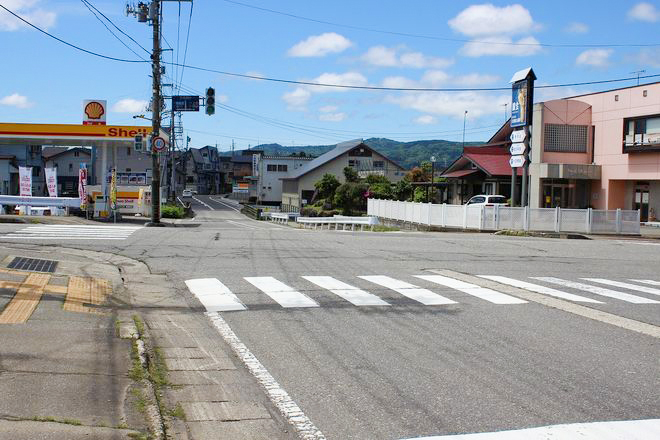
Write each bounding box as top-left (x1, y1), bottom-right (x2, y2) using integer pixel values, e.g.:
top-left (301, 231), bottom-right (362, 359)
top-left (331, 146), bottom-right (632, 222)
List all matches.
top-left (616, 208), bottom-right (622, 234)
top-left (586, 207), bottom-right (592, 234)
top-left (479, 206), bottom-right (485, 230)
top-left (462, 205), bottom-right (468, 229)
top-left (554, 206), bottom-right (561, 233)
top-left (494, 204), bottom-right (500, 230)
top-left (428, 202), bottom-right (432, 226)
top-left (524, 206), bottom-right (530, 231)
top-left (441, 203), bottom-right (447, 227)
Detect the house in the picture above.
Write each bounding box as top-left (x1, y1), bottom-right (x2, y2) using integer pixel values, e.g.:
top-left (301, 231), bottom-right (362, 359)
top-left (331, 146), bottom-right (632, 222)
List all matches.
top-left (440, 124), bottom-right (520, 204)
top-left (42, 147), bottom-right (91, 197)
top-left (0, 145), bottom-right (46, 195)
top-left (184, 146), bottom-right (223, 194)
top-left (92, 143), bottom-right (152, 186)
top-left (528, 81), bottom-right (660, 220)
top-left (281, 139), bottom-right (406, 212)
top-left (256, 154), bottom-right (314, 205)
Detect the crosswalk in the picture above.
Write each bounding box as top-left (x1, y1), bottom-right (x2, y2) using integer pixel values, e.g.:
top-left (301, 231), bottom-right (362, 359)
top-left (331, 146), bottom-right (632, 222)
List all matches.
top-left (185, 273), bottom-right (660, 312)
top-left (0, 225), bottom-right (143, 240)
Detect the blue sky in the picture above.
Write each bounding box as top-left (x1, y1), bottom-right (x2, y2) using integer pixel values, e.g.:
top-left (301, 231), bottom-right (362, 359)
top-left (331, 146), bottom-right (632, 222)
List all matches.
top-left (1, 0), bottom-right (659, 151)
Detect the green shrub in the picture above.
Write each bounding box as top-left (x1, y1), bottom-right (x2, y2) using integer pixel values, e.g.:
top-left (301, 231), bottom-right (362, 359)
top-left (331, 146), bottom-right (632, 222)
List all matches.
top-left (161, 204), bottom-right (184, 219)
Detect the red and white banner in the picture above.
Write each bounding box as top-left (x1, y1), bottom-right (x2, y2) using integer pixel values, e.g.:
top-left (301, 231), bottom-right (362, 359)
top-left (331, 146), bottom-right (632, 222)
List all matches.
top-left (19, 166), bottom-right (32, 196)
top-left (79, 166), bottom-right (88, 209)
top-left (45, 167), bottom-right (58, 197)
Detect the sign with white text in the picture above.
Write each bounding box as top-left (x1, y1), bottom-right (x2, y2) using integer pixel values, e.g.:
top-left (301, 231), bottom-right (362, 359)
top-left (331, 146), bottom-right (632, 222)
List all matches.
top-left (510, 142), bottom-right (526, 156)
top-left (83, 100), bottom-right (107, 126)
top-left (509, 155), bottom-right (526, 168)
top-left (79, 165), bottom-right (88, 209)
top-left (19, 166), bottom-right (32, 197)
top-left (510, 130), bottom-right (526, 143)
top-left (511, 82), bottom-right (528, 128)
top-left (45, 167), bottom-right (58, 197)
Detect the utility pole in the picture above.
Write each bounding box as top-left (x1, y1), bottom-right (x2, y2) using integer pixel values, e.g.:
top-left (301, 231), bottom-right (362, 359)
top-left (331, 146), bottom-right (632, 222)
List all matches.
top-left (630, 70), bottom-right (645, 86)
top-left (149, 0), bottom-right (163, 226)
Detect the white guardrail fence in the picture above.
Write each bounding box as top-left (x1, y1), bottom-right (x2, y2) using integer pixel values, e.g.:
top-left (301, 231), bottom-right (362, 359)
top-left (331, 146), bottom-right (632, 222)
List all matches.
top-left (367, 199), bottom-right (641, 235)
top-left (294, 215), bottom-right (379, 231)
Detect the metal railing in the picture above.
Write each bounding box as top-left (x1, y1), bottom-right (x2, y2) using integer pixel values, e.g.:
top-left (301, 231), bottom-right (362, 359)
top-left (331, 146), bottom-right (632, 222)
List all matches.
top-left (368, 199), bottom-right (641, 235)
top-left (296, 215), bottom-right (379, 231)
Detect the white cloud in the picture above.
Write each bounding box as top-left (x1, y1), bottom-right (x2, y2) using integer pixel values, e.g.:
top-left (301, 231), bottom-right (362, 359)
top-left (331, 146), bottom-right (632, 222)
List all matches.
top-left (387, 91), bottom-right (508, 119)
top-left (308, 72), bottom-right (369, 93)
top-left (381, 71), bottom-right (499, 89)
top-left (461, 36), bottom-right (542, 57)
top-left (628, 2), bottom-right (659, 22)
top-left (319, 105), bottom-right (338, 113)
top-left (218, 95), bottom-right (229, 104)
top-left (0, 93), bottom-right (33, 108)
top-left (630, 48), bottom-right (660, 67)
top-left (448, 4), bottom-right (536, 37)
top-left (0, 0), bottom-right (56, 31)
top-left (287, 32), bottom-right (353, 57)
top-left (451, 73), bottom-right (500, 86)
top-left (414, 115), bottom-right (437, 125)
top-left (576, 49), bottom-right (612, 67)
top-left (361, 45), bottom-right (453, 69)
top-left (319, 112), bottom-right (347, 122)
top-left (565, 22), bottom-right (589, 33)
top-left (111, 98), bottom-right (148, 113)
top-left (382, 76), bottom-right (420, 89)
top-left (282, 88), bottom-right (311, 110)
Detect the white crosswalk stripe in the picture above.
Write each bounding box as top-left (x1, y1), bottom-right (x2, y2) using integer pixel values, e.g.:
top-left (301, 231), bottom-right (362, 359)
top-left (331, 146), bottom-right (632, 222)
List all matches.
top-left (582, 278), bottom-right (660, 297)
top-left (1, 225), bottom-right (142, 240)
top-left (301, 276), bottom-right (389, 306)
top-left (479, 275), bottom-right (603, 303)
top-left (358, 275), bottom-right (457, 305)
top-left (629, 279), bottom-right (660, 287)
top-left (532, 277), bottom-right (659, 304)
top-left (414, 275), bottom-right (527, 305)
top-left (244, 277), bottom-right (319, 308)
top-left (185, 278), bottom-right (246, 312)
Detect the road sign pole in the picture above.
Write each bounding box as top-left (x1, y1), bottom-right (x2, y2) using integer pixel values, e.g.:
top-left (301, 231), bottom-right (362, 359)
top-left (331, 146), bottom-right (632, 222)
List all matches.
top-left (511, 168), bottom-right (517, 207)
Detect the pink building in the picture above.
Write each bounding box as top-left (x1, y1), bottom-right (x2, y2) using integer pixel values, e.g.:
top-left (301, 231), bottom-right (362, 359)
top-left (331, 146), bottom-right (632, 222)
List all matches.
top-left (530, 81), bottom-right (660, 221)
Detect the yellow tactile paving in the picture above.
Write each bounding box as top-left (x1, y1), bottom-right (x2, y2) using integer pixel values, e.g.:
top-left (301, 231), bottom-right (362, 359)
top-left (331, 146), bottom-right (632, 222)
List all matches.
top-left (0, 273), bottom-right (50, 324)
top-left (0, 280), bottom-right (22, 290)
top-left (64, 276), bottom-right (92, 313)
top-left (44, 285), bottom-right (68, 295)
top-left (90, 278), bottom-right (111, 306)
top-left (0, 268), bottom-right (29, 277)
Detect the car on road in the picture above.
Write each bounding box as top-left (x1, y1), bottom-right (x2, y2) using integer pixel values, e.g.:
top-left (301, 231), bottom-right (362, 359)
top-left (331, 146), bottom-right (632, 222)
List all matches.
top-left (465, 194), bottom-right (508, 206)
top-left (182, 189), bottom-right (193, 198)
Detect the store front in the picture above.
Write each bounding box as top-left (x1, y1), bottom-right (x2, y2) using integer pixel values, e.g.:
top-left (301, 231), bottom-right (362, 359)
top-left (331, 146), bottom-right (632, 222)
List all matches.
top-left (540, 178), bottom-right (591, 209)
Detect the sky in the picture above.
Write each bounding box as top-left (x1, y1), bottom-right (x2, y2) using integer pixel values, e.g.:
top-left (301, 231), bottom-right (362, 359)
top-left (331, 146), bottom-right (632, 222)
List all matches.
top-left (1, 0), bottom-right (659, 151)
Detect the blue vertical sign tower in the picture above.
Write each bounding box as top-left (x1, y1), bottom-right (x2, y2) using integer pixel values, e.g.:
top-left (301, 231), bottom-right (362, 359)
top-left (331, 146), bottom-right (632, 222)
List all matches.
top-left (509, 68), bottom-right (536, 207)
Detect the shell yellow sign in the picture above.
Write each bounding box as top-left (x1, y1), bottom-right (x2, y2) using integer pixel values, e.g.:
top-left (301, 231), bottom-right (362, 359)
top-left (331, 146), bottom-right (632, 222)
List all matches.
top-left (0, 122), bottom-right (153, 145)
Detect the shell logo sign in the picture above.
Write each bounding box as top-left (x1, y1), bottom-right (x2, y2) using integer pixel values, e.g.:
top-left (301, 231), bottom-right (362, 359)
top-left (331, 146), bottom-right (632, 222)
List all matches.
top-left (83, 99), bottom-right (107, 126)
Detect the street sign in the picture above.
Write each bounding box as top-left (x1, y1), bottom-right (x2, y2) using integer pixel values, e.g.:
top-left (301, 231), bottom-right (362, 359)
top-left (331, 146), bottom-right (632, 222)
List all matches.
top-left (510, 142), bottom-right (526, 155)
top-left (152, 136), bottom-right (167, 152)
top-left (172, 95), bottom-right (200, 112)
top-left (509, 155), bottom-right (526, 168)
top-left (510, 130), bottom-right (526, 143)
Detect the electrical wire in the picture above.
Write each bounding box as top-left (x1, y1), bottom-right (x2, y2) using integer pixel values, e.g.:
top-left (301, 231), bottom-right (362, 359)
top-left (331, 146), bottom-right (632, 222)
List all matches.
top-left (174, 2), bottom-right (181, 91)
top-left (220, 0), bottom-right (660, 48)
top-left (179, 1), bottom-right (194, 88)
top-left (80, 0), bottom-right (151, 55)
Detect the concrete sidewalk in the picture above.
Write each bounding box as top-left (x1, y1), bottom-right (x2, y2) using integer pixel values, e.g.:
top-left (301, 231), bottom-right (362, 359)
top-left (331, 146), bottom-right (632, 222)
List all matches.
top-left (0, 244), bottom-right (295, 439)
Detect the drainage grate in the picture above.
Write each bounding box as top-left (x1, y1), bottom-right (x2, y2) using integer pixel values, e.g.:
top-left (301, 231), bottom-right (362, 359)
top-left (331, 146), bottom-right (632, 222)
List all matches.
top-left (8, 257), bottom-right (58, 273)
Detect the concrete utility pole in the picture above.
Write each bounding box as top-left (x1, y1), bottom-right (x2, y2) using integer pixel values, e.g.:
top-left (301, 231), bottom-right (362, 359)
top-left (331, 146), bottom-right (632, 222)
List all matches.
top-left (148, 0), bottom-right (163, 226)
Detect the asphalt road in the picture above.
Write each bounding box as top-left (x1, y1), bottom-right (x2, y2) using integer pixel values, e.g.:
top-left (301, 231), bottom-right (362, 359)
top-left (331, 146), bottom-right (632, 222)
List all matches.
top-left (0, 197), bottom-right (658, 439)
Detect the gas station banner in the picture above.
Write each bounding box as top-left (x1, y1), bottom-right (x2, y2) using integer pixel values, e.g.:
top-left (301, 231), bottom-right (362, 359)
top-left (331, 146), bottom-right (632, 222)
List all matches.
top-left (45, 167), bottom-right (58, 197)
top-left (19, 166), bottom-right (32, 197)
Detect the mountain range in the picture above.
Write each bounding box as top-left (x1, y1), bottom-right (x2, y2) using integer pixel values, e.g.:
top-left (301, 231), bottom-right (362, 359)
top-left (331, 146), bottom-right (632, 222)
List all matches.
top-left (222, 138), bottom-right (484, 170)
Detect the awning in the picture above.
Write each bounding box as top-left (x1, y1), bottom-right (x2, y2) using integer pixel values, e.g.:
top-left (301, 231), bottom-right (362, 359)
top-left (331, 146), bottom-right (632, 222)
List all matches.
top-left (441, 169), bottom-right (479, 178)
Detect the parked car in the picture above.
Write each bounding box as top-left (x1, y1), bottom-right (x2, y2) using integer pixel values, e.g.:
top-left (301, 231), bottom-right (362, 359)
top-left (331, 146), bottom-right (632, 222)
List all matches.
top-left (465, 195), bottom-right (508, 206)
top-left (182, 189), bottom-right (193, 198)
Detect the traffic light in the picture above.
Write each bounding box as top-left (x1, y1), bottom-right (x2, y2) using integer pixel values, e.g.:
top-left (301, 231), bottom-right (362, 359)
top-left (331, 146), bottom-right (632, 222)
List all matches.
top-left (206, 87), bottom-right (215, 115)
top-left (134, 134), bottom-right (144, 152)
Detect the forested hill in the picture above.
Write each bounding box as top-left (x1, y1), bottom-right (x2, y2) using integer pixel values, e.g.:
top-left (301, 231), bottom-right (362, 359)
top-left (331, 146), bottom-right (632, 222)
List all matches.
top-left (223, 138), bottom-right (484, 169)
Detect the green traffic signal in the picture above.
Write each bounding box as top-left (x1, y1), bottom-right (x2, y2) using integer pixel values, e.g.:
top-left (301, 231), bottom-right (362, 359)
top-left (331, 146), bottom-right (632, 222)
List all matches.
top-left (206, 87), bottom-right (215, 116)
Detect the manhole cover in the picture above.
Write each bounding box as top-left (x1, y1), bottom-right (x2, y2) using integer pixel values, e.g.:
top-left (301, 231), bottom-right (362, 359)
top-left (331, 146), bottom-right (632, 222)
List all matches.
top-left (8, 257), bottom-right (58, 273)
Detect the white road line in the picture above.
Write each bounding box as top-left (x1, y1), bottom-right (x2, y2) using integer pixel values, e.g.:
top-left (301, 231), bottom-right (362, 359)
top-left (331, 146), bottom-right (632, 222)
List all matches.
top-left (244, 277), bottom-right (319, 308)
top-left (1, 225), bottom-right (142, 240)
top-left (2, 236), bottom-right (130, 240)
top-left (358, 275), bottom-right (457, 305)
top-left (206, 313), bottom-right (326, 440)
top-left (631, 279), bottom-right (660, 286)
top-left (225, 219), bottom-right (264, 230)
top-left (414, 275), bottom-right (527, 305)
top-left (301, 276), bottom-right (390, 306)
top-left (478, 276), bottom-right (603, 303)
top-left (400, 418), bottom-right (660, 440)
top-left (185, 278), bottom-right (246, 312)
top-left (208, 197), bottom-right (241, 212)
top-left (532, 277), bottom-right (660, 304)
top-left (582, 278), bottom-right (660, 297)
top-left (192, 195), bottom-right (214, 210)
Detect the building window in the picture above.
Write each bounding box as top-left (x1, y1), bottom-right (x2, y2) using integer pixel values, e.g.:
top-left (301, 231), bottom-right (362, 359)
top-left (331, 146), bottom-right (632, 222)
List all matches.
top-left (267, 164), bottom-right (277, 172)
top-left (348, 159), bottom-right (360, 167)
top-left (69, 163), bottom-right (73, 171)
top-left (623, 114), bottom-right (660, 152)
top-left (643, 90), bottom-right (648, 97)
top-left (615, 95), bottom-right (619, 102)
top-left (544, 124), bottom-right (588, 153)
top-left (277, 164), bottom-right (287, 172)
top-left (373, 160), bottom-right (384, 169)
top-left (126, 168), bottom-right (132, 172)
top-left (74, 150), bottom-right (79, 157)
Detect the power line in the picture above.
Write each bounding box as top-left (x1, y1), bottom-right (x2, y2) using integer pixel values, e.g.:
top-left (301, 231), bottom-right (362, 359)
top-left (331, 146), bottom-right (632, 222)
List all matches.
top-left (81, 0), bottom-right (151, 55)
top-left (179, 1), bottom-right (194, 88)
top-left (220, 0), bottom-right (660, 48)
top-left (0, 4), bottom-right (147, 63)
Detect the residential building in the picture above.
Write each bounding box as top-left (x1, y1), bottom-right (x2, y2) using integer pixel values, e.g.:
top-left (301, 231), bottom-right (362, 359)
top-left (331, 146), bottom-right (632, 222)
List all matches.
top-left (92, 144), bottom-right (152, 186)
top-left (0, 145), bottom-right (46, 195)
top-left (184, 146), bottom-right (223, 194)
top-left (529, 81), bottom-right (660, 221)
top-left (281, 139), bottom-right (406, 211)
top-left (256, 155), bottom-right (314, 205)
top-left (42, 147), bottom-right (91, 197)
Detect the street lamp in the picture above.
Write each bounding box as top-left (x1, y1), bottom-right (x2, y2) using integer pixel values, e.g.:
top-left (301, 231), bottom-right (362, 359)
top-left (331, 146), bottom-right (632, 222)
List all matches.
top-left (430, 156), bottom-right (436, 203)
top-left (462, 110), bottom-right (468, 148)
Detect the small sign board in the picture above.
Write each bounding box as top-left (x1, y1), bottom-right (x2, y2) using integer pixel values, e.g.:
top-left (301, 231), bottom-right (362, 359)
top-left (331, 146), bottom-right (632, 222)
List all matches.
top-left (510, 130), bottom-right (526, 143)
top-left (509, 155), bottom-right (526, 168)
top-left (172, 95), bottom-right (200, 112)
top-left (151, 136), bottom-right (167, 152)
top-left (510, 142), bottom-right (526, 156)
top-left (83, 99), bottom-right (107, 126)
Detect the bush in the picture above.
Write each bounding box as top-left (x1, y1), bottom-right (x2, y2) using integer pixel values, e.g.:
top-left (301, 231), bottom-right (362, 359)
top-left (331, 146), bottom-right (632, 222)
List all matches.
top-left (314, 174), bottom-right (340, 200)
top-left (161, 204), bottom-right (184, 219)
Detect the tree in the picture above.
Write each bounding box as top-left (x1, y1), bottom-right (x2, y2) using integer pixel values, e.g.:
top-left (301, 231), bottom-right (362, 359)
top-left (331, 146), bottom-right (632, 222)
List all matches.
top-left (364, 174), bottom-right (390, 185)
top-left (405, 166), bottom-right (429, 183)
top-left (334, 182), bottom-right (368, 215)
top-left (314, 173), bottom-right (340, 200)
top-left (393, 179), bottom-right (412, 201)
top-left (369, 182), bottom-right (394, 200)
top-left (343, 166), bottom-right (359, 183)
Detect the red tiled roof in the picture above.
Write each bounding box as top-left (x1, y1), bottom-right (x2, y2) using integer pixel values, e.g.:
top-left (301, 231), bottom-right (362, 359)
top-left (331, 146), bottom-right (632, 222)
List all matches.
top-left (464, 150), bottom-right (523, 176)
top-left (441, 169), bottom-right (479, 178)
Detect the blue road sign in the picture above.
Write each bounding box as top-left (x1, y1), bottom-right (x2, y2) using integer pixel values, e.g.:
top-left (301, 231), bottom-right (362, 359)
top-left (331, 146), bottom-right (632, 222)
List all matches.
top-left (172, 95), bottom-right (200, 112)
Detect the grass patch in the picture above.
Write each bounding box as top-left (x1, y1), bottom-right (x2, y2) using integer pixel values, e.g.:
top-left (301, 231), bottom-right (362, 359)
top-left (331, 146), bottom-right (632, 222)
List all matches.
top-left (148, 346), bottom-right (169, 387)
top-left (132, 315), bottom-right (145, 337)
top-left (115, 319), bottom-right (121, 337)
top-left (168, 403), bottom-right (186, 420)
top-left (131, 388), bottom-right (149, 414)
top-left (32, 416), bottom-right (82, 426)
top-left (371, 225), bottom-right (400, 232)
top-left (495, 229), bottom-right (531, 237)
top-left (129, 339), bottom-right (145, 382)
top-left (161, 204), bottom-right (184, 219)
top-left (127, 433), bottom-right (150, 440)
